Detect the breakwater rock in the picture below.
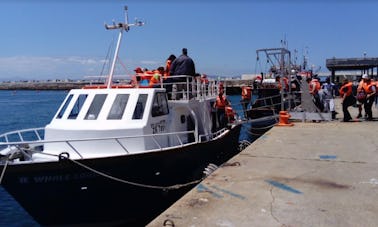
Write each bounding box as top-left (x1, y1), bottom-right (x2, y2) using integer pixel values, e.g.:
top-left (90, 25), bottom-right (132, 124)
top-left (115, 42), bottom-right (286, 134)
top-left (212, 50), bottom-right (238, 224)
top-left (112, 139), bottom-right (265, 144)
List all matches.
top-left (0, 82), bottom-right (90, 90)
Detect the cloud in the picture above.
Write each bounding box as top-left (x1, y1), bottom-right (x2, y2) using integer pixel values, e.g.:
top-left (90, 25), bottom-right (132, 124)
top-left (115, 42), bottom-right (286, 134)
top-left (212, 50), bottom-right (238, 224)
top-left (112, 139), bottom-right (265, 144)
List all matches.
top-left (0, 56), bottom-right (106, 81)
top-left (0, 56), bottom-right (165, 81)
top-left (140, 60), bottom-right (161, 65)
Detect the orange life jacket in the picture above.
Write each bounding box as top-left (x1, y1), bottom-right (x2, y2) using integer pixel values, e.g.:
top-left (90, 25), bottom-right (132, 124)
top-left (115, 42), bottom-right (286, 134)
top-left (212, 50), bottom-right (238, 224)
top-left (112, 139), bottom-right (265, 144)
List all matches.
top-left (309, 79), bottom-right (321, 94)
top-left (164, 60), bottom-right (172, 79)
top-left (241, 86), bottom-right (252, 100)
top-left (149, 71), bottom-right (161, 86)
top-left (339, 82), bottom-right (353, 97)
top-left (200, 75), bottom-right (209, 84)
top-left (277, 77), bottom-right (289, 91)
top-left (215, 95), bottom-right (227, 109)
top-left (362, 81), bottom-right (375, 94)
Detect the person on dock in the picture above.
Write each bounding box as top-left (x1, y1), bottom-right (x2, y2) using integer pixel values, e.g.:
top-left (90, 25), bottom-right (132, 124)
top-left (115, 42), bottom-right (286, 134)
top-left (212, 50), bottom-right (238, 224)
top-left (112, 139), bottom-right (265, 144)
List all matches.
top-left (307, 76), bottom-right (323, 112)
top-left (360, 74), bottom-right (376, 120)
top-left (356, 77), bottom-right (366, 118)
top-left (339, 78), bottom-right (355, 122)
top-left (321, 77), bottom-right (337, 119)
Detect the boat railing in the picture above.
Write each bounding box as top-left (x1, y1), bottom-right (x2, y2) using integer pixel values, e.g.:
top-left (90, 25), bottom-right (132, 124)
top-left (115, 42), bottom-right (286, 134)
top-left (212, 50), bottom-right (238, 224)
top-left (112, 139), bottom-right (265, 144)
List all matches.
top-left (0, 127), bottom-right (45, 144)
top-left (199, 127), bottom-right (227, 142)
top-left (0, 126), bottom-right (229, 159)
top-left (250, 91), bottom-right (301, 112)
top-left (156, 75), bottom-right (220, 101)
top-left (251, 94), bottom-right (282, 111)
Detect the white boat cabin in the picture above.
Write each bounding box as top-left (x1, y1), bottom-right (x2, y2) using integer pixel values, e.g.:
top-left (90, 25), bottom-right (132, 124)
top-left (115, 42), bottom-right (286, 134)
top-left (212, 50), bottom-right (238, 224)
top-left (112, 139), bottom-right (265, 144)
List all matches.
top-left (38, 83), bottom-right (218, 160)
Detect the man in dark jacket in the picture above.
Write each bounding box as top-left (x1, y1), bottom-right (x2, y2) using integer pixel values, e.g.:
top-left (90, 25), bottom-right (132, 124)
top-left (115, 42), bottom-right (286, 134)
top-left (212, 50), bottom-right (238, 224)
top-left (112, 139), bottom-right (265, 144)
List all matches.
top-left (169, 48), bottom-right (196, 78)
top-left (169, 48), bottom-right (196, 99)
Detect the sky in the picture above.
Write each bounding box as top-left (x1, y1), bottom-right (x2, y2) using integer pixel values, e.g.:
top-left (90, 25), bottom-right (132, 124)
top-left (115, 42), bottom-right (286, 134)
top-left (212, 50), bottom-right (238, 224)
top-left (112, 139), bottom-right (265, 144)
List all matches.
top-left (0, 0), bottom-right (377, 81)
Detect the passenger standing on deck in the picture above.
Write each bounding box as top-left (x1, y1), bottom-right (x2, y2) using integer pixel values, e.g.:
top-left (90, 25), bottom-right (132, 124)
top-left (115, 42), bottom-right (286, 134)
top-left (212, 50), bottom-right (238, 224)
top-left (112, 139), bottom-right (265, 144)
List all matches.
top-left (214, 89), bottom-right (230, 129)
top-left (360, 74), bottom-right (376, 120)
top-left (170, 48), bottom-right (196, 98)
top-left (339, 79), bottom-right (355, 122)
top-left (321, 77), bottom-right (337, 119)
top-left (240, 85), bottom-right (252, 119)
top-left (164, 54), bottom-right (176, 79)
top-left (163, 54), bottom-right (176, 99)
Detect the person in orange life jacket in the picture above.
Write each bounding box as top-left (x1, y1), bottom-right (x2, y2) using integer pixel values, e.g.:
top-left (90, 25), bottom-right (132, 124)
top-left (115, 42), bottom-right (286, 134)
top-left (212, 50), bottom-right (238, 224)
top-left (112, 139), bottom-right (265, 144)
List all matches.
top-left (213, 89), bottom-right (230, 129)
top-left (138, 69), bottom-right (154, 87)
top-left (339, 78), bottom-right (355, 122)
top-left (356, 77), bottom-right (366, 118)
top-left (149, 67), bottom-right (165, 88)
top-left (200, 74), bottom-right (209, 84)
top-left (375, 79), bottom-right (378, 107)
top-left (132, 67), bottom-right (144, 87)
top-left (162, 54), bottom-right (176, 99)
top-left (240, 85), bottom-right (252, 119)
top-left (164, 54), bottom-right (176, 79)
top-left (360, 74), bottom-right (376, 120)
top-left (306, 76), bottom-right (324, 112)
top-left (275, 75), bottom-right (289, 92)
top-left (225, 104), bottom-right (236, 123)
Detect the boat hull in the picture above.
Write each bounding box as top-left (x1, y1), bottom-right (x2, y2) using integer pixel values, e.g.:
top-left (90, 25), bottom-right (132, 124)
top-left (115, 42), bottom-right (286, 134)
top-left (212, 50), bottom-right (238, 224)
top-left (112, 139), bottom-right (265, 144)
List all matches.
top-left (1, 125), bottom-right (241, 226)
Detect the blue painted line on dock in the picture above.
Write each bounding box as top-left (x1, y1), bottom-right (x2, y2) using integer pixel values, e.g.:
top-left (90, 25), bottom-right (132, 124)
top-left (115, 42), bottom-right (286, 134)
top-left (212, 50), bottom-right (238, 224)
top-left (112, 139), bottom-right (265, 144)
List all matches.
top-left (265, 180), bottom-right (302, 194)
top-left (319, 155), bottom-right (337, 160)
top-left (210, 185), bottom-right (246, 200)
top-left (197, 184), bottom-right (223, 198)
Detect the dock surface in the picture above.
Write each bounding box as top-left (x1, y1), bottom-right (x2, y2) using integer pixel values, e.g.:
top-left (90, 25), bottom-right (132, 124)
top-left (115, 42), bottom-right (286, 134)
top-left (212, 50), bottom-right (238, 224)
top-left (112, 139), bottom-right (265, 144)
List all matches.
top-left (148, 100), bottom-right (378, 227)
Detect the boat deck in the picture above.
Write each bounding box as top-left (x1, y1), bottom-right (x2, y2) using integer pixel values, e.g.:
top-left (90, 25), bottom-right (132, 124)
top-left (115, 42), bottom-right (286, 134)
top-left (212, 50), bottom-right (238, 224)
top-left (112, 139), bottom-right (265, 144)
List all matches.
top-left (148, 98), bottom-right (378, 227)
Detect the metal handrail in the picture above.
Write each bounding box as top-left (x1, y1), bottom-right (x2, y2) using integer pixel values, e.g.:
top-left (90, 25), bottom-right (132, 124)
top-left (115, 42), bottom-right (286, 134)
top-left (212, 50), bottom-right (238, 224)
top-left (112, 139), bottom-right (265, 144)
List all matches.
top-left (157, 75), bottom-right (219, 101)
top-left (0, 126), bottom-right (229, 158)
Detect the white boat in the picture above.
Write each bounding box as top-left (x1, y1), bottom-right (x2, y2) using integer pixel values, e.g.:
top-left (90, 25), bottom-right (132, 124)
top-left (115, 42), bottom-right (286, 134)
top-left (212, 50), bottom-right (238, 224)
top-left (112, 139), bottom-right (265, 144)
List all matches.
top-left (0, 7), bottom-right (242, 226)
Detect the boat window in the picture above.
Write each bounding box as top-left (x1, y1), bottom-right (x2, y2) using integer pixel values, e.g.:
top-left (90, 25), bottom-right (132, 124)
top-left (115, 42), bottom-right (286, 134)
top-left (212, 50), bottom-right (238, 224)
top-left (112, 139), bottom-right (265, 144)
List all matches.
top-left (151, 92), bottom-right (169, 117)
top-left (56, 94), bottom-right (73, 119)
top-left (107, 94), bottom-right (129, 120)
top-left (85, 94), bottom-right (107, 120)
top-left (132, 94), bottom-right (148, 120)
top-left (68, 94), bottom-right (88, 119)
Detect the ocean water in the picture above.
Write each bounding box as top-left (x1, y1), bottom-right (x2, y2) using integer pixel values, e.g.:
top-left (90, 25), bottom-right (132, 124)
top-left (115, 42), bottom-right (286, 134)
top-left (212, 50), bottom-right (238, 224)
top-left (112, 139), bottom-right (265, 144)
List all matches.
top-left (0, 90), bottom-right (67, 227)
top-left (0, 91), bottom-right (257, 226)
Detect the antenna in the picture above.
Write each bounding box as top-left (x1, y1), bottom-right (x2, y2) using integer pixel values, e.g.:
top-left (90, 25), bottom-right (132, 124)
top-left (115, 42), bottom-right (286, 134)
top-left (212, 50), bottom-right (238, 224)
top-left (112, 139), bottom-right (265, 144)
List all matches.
top-left (104, 6), bottom-right (144, 88)
top-left (104, 6), bottom-right (144, 31)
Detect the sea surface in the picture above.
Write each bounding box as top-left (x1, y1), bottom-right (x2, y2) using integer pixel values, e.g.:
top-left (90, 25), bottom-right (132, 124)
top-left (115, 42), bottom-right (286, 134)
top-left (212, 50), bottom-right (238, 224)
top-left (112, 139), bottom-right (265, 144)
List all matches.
top-left (0, 90), bottom-right (67, 226)
top-left (0, 90), bottom-right (262, 226)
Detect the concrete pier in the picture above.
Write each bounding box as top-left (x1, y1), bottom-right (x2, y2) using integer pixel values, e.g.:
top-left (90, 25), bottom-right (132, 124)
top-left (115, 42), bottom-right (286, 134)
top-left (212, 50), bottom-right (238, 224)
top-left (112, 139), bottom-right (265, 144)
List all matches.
top-left (148, 99), bottom-right (378, 227)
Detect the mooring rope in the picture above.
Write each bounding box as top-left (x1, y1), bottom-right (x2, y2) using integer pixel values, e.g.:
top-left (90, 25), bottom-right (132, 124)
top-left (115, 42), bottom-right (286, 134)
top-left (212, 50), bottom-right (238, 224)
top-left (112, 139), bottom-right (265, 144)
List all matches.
top-left (67, 158), bottom-right (203, 190)
top-left (0, 159), bottom-right (9, 184)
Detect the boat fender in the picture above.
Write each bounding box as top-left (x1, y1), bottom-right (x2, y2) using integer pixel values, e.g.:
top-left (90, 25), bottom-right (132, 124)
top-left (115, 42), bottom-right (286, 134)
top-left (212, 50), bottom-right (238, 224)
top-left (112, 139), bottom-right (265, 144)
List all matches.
top-left (58, 152), bottom-right (70, 161)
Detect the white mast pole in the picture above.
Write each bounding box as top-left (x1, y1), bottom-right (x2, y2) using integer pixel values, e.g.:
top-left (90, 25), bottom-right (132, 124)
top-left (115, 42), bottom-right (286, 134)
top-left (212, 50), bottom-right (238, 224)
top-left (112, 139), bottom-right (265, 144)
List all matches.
top-left (104, 6), bottom-right (144, 89)
top-left (107, 30), bottom-right (123, 88)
